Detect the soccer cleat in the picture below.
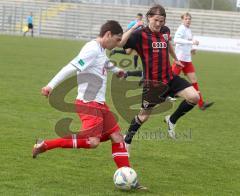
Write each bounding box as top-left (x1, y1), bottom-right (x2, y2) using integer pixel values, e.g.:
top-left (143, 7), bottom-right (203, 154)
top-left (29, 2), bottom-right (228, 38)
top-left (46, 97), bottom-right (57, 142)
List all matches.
top-left (123, 135), bottom-right (131, 157)
top-left (32, 139), bottom-right (47, 158)
top-left (109, 49), bottom-right (116, 57)
top-left (164, 115), bottom-right (176, 139)
top-left (199, 101), bottom-right (214, 111)
top-left (132, 182), bottom-right (148, 191)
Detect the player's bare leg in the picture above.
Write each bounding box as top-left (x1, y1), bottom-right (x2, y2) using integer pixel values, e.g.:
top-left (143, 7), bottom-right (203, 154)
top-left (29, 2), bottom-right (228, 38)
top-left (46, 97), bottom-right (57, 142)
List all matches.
top-left (165, 86), bottom-right (199, 138)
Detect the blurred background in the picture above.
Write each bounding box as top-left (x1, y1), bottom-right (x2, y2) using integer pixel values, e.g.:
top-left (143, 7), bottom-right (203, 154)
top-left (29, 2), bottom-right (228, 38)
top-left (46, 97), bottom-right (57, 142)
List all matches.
top-left (0, 0), bottom-right (239, 41)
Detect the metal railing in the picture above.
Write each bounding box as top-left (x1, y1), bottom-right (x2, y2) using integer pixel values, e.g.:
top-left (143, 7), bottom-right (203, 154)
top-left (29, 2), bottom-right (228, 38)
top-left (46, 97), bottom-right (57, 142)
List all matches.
top-left (54, 0), bottom-right (240, 11)
top-left (0, 1), bottom-right (239, 40)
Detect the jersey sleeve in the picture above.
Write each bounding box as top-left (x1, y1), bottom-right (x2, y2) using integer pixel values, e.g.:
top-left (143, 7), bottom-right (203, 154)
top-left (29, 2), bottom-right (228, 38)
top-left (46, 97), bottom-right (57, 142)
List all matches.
top-left (174, 26), bottom-right (193, 44)
top-left (70, 42), bottom-right (98, 72)
top-left (47, 63), bottom-right (77, 89)
top-left (123, 30), bottom-right (141, 50)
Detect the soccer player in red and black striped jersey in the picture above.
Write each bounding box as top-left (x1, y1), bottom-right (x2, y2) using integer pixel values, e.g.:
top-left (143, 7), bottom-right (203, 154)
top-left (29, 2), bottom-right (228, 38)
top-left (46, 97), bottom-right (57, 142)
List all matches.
top-left (117, 5), bottom-right (200, 147)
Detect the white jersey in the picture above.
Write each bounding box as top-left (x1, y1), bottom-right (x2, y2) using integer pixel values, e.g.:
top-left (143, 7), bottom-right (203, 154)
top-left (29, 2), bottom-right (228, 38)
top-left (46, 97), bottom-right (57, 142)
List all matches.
top-left (174, 24), bottom-right (194, 62)
top-left (71, 40), bottom-right (109, 102)
top-left (48, 40), bottom-right (120, 103)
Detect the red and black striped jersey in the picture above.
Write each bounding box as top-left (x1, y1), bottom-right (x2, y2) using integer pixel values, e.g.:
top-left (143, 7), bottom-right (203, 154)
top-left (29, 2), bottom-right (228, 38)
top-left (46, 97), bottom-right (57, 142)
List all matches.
top-left (124, 26), bottom-right (173, 84)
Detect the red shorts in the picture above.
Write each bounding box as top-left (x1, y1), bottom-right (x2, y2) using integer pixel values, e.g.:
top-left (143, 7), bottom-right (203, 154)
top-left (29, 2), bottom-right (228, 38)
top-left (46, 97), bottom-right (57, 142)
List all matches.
top-left (75, 100), bottom-right (120, 141)
top-left (172, 61), bottom-right (195, 75)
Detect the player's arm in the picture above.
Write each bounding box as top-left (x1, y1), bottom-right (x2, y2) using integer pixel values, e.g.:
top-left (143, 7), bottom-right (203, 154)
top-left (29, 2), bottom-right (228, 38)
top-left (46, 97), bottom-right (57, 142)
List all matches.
top-left (174, 27), bottom-right (191, 45)
top-left (117, 21), bottom-right (143, 47)
top-left (191, 49), bottom-right (197, 55)
top-left (168, 41), bottom-right (184, 68)
top-left (174, 28), bottom-right (199, 45)
top-left (175, 37), bottom-right (199, 45)
top-left (41, 63), bottom-right (78, 97)
top-left (42, 44), bottom-right (98, 97)
top-left (105, 60), bottom-right (126, 78)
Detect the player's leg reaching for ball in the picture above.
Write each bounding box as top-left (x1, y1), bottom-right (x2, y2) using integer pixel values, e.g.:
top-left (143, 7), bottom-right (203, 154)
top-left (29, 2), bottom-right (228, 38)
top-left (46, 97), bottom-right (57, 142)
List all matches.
top-left (110, 131), bottom-right (147, 190)
top-left (32, 100), bottom-right (147, 190)
top-left (164, 79), bottom-right (199, 139)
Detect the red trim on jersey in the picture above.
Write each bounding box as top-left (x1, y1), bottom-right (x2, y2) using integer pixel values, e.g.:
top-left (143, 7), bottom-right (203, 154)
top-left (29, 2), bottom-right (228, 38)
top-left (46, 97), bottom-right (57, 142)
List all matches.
top-left (142, 31), bottom-right (149, 81)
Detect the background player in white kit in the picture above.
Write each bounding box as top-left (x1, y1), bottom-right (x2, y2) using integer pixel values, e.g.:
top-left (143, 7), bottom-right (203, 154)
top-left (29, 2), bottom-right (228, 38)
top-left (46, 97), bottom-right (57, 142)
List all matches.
top-left (32, 20), bottom-right (146, 190)
top-left (172, 12), bottom-right (214, 110)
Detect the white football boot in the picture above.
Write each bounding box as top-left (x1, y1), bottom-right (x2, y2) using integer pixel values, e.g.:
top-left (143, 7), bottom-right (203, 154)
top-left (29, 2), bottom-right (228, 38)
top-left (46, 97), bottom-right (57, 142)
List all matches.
top-left (164, 115), bottom-right (176, 139)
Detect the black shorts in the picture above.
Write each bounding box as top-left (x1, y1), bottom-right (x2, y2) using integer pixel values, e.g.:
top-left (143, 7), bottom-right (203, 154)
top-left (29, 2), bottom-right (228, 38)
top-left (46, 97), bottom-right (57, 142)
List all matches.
top-left (141, 75), bottom-right (191, 109)
top-left (28, 23), bottom-right (33, 29)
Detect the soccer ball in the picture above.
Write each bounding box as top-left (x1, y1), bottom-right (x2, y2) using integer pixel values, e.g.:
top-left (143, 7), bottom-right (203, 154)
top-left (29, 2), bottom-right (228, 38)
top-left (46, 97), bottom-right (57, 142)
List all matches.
top-left (113, 167), bottom-right (138, 190)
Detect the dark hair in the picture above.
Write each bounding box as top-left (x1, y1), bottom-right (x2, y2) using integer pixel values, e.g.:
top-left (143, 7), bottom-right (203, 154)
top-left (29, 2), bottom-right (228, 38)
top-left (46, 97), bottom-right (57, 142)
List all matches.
top-left (146, 4), bottom-right (166, 19)
top-left (99, 20), bottom-right (123, 37)
top-left (137, 13), bottom-right (143, 17)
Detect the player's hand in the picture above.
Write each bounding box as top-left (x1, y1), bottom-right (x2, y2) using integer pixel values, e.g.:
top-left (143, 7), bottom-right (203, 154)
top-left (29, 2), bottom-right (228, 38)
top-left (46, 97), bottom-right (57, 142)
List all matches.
top-left (41, 86), bottom-right (52, 97)
top-left (191, 49), bottom-right (197, 55)
top-left (193, 40), bottom-right (199, 45)
top-left (175, 60), bottom-right (184, 68)
top-left (132, 21), bottom-right (144, 30)
top-left (116, 70), bottom-right (127, 78)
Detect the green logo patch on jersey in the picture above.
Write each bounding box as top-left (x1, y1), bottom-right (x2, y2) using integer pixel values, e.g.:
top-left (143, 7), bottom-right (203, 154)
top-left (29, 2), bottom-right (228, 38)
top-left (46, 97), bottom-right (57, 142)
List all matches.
top-left (78, 59), bottom-right (85, 66)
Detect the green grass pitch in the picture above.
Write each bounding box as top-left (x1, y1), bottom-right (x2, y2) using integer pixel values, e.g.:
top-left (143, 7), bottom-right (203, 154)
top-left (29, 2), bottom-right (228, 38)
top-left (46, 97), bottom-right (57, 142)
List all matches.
top-left (0, 35), bottom-right (240, 195)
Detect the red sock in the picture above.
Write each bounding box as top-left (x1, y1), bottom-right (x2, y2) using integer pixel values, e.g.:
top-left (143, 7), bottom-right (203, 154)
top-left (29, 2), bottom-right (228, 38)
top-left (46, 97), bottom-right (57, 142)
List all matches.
top-left (44, 134), bottom-right (91, 150)
top-left (192, 82), bottom-right (204, 107)
top-left (112, 142), bottom-right (130, 168)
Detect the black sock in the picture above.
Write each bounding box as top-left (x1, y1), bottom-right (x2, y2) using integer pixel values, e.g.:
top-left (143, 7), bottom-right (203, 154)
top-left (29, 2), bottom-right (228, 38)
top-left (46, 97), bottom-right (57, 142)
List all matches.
top-left (126, 70), bottom-right (143, 77)
top-left (133, 55), bottom-right (138, 69)
top-left (170, 100), bottom-right (196, 124)
top-left (114, 49), bottom-right (127, 54)
top-left (124, 116), bottom-right (142, 144)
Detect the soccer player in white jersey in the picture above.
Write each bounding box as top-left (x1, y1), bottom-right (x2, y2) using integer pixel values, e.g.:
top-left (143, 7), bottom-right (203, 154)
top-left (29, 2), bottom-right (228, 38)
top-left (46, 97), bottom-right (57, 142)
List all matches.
top-left (32, 20), bottom-right (146, 190)
top-left (172, 12), bottom-right (214, 110)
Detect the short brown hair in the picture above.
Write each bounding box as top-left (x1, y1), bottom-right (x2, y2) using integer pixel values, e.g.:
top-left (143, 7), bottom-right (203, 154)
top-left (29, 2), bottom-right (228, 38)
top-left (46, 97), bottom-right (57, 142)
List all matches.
top-left (146, 4), bottom-right (166, 20)
top-left (181, 12), bottom-right (192, 19)
top-left (99, 20), bottom-right (123, 37)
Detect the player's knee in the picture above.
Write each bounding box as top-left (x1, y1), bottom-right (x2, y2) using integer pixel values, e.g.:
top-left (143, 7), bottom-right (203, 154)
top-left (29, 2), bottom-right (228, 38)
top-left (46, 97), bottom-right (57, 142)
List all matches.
top-left (187, 74), bottom-right (197, 83)
top-left (89, 137), bottom-right (100, 148)
top-left (138, 114), bottom-right (149, 123)
top-left (110, 131), bottom-right (123, 143)
top-left (187, 92), bottom-right (200, 104)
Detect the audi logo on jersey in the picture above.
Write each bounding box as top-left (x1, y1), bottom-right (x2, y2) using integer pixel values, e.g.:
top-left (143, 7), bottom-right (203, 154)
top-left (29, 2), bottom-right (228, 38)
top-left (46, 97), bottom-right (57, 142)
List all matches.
top-left (152, 42), bottom-right (167, 49)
